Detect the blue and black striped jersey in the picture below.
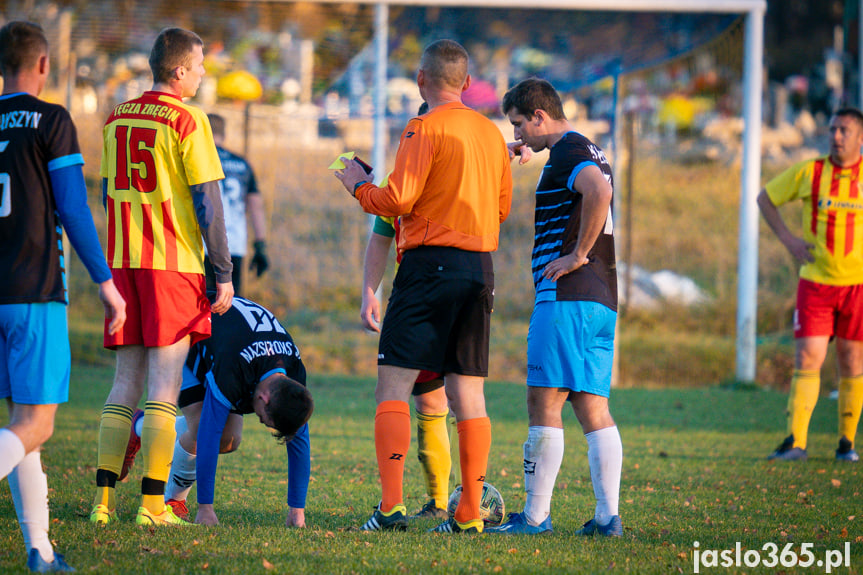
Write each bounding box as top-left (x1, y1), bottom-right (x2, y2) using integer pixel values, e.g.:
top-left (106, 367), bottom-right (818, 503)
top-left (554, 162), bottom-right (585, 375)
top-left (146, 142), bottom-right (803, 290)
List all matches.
top-left (532, 131), bottom-right (617, 311)
top-left (186, 297), bottom-right (306, 414)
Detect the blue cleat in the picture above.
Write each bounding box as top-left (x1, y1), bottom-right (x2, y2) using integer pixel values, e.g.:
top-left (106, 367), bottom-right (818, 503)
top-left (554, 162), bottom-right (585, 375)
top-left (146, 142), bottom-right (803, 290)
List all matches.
top-left (27, 549), bottom-right (75, 572)
top-left (574, 515), bottom-right (623, 537)
top-left (836, 437), bottom-right (860, 462)
top-left (767, 435), bottom-right (808, 461)
top-left (486, 511), bottom-right (553, 535)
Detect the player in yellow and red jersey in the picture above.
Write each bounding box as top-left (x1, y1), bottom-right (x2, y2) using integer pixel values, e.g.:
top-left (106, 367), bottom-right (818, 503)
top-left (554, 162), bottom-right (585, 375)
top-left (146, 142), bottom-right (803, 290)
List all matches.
top-left (759, 107), bottom-right (863, 462)
top-left (91, 27), bottom-right (235, 527)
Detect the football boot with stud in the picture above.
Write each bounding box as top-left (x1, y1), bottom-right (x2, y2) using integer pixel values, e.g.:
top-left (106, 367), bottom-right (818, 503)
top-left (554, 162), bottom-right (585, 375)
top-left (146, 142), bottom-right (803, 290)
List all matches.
top-left (485, 511), bottom-right (553, 535)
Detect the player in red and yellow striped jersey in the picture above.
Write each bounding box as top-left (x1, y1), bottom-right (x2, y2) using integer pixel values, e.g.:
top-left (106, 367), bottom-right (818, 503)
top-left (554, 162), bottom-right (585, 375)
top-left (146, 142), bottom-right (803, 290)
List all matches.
top-left (91, 28), bottom-right (235, 528)
top-left (759, 107), bottom-right (863, 463)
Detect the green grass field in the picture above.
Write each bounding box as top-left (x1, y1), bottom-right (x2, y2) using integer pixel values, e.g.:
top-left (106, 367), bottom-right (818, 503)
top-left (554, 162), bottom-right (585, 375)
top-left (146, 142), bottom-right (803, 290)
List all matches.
top-left (0, 366), bottom-right (859, 574)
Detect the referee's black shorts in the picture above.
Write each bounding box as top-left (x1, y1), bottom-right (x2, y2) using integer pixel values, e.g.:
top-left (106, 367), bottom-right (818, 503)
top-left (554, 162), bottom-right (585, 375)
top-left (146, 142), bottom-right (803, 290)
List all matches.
top-left (378, 245), bottom-right (494, 378)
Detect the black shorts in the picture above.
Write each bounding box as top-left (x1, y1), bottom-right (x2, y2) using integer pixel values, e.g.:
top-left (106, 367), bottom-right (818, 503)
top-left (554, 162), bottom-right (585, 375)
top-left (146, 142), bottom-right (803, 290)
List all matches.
top-left (379, 246), bottom-right (494, 377)
top-left (412, 375), bottom-right (445, 396)
top-left (178, 382), bottom-right (205, 409)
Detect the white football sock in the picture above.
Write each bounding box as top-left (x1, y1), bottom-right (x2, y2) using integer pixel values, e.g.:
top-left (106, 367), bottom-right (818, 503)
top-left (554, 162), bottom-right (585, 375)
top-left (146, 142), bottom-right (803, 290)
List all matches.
top-left (174, 415), bottom-right (188, 436)
top-left (0, 428), bottom-right (26, 480)
top-left (523, 426), bottom-right (564, 526)
top-left (586, 425), bottom-right (622, 526)
top-left (164, 439), bottom-right (196, 502)
top-left (8, 450), bottom-right (54, 563)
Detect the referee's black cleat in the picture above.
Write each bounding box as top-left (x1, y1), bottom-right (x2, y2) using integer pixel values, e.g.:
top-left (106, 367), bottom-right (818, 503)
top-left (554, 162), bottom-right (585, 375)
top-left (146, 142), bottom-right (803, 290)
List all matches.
top-left (360, 503), bottom-right (407, 531)
top-left (429, 517), bottom-right (483, 533)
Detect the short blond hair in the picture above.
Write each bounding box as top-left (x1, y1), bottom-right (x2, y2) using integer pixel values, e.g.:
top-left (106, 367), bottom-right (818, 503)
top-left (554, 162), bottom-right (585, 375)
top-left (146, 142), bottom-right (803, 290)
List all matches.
top-left (420, 39), bottom-right (468, 90)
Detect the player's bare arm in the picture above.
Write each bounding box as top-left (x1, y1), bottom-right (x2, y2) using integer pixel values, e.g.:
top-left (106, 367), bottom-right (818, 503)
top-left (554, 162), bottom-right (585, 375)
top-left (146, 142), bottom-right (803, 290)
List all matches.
top-left (99, 279), bottom-right (127, 336)
top-left (361, 232), bottom-right (392, 332)
top-left (543, 165), bottom-right (612, 281)
top-left (756, 189), bottom-right (815, 264)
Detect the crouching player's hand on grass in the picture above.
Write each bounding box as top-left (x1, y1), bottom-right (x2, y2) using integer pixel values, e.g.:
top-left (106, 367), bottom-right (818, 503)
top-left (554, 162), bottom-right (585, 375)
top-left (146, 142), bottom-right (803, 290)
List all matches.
top-left (196, 504), bottom-right (219, 526)
top-left (287, 507), bottom-right (306, 528)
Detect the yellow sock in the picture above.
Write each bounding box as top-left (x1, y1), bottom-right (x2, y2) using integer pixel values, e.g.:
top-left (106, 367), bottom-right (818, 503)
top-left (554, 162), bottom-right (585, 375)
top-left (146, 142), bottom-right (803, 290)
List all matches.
top-left (448, 413), bottom-right (460, 489)
top-left (140, 401), bottom-right (177, 513)
top-left (838, 375), bottom-right (863, 448)
top-left (94, 404), bottom-right (133, 509)
top-left (416, 410), bottom-right (450, 508)
top-left (787, 369), bottom-right (820, 449)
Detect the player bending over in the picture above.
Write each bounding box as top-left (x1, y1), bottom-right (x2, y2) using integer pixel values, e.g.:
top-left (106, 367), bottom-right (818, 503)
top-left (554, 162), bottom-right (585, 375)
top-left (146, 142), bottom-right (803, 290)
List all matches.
top-left (124, 296), bottom-right (313, 526)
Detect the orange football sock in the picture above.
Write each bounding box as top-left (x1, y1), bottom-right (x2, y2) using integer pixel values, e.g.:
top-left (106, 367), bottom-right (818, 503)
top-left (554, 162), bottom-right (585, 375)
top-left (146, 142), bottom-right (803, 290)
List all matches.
top-left (454, 417), bottom-right (491, 524)
top-left (375, 400), bottom-right (411, 513)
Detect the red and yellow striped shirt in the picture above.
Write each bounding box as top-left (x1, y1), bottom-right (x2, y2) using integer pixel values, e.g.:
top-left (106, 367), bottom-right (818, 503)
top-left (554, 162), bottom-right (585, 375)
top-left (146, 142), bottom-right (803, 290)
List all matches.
top-left (100, 91), bottom-right (224, 273)
top-left (766, 155), bottom-right (863, 285)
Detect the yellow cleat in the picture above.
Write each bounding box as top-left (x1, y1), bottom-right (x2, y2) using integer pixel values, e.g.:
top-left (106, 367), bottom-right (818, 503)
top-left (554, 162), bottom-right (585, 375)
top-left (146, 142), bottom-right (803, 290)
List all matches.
top-left (135, 504), bottom-right (194, 527)
top-left (89, 504), bottom-right (118, 525)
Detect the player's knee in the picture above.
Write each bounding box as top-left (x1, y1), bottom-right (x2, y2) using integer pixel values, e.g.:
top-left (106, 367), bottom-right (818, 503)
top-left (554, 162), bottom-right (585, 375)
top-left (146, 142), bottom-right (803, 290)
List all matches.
top-left (415, 387), bottom-right (447, 413)
top-left (220, 434), bottom-right (241, 453)
top-left (31, 419), bottom-right (54, 446)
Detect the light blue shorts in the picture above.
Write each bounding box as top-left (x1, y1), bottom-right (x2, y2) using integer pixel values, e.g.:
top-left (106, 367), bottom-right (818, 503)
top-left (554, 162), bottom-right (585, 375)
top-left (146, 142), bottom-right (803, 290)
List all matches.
top-left (526, 300), bottom-right (616, 398)
top-left (0, 302), bottom-right (71, 404)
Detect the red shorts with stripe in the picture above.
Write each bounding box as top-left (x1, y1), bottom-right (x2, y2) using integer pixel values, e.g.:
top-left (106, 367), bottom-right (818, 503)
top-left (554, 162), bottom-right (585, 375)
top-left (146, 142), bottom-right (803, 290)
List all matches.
top-left (794, 278), bottom-right (863, 340)
top-left (104, 268), bottom-right (211, 349)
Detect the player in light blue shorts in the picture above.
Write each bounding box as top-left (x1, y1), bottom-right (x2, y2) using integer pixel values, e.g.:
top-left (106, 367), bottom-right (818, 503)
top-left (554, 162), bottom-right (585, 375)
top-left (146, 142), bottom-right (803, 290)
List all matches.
top-left (487, 78), bottom-right (623, 539)
top-left (0, 303), bottom-right (71, 405)
top-left (526, 300), bottom-right (616, 398)
top-left (0, 20), bottom-right (126, 572)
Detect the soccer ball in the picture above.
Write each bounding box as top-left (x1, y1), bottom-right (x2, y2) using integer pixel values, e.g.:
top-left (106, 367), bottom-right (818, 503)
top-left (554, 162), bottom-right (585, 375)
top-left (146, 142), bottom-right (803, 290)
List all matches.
top-left (446, 482), bottom-right (505, 526)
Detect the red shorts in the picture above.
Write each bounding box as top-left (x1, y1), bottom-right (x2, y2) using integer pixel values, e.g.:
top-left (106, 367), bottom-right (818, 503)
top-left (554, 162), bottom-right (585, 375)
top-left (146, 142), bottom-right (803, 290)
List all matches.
top-left (794, 278), bottom-right (863, 340)
top-left (104, 268), bottom-right (211, 349)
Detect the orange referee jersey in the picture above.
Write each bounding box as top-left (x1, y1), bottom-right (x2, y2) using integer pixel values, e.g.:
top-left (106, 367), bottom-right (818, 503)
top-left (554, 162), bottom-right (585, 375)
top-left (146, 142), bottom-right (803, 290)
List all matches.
top-left (355, 101), bottom-right (512, 253)
top-left (766, 155), bottom-right (863, 286)
top-left (101, 91), bottom-right (224, 274)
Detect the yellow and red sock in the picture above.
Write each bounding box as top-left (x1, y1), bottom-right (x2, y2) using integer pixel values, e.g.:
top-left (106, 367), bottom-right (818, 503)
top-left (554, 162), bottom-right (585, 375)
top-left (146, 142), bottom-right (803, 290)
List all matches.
top-left (838, 375), bottom-right (863, 448)
top-left (375, 400), bottom-right (411, 513)
top-left (139, 401), bottom-right (177, 513)
top-left (454, 417), bottom-right (491, 525)
top-left (416, 410), bottom-right (451, 507)
top-left (787, 369), bottom-right (820, 449)
top-left (94, 404), bottom-right (133, 509)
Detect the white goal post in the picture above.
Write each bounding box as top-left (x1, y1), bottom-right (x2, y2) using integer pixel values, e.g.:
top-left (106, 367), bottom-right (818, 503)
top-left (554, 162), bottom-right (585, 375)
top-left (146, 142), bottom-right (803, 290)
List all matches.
top-left (270, 0), bottom-right (768, 382)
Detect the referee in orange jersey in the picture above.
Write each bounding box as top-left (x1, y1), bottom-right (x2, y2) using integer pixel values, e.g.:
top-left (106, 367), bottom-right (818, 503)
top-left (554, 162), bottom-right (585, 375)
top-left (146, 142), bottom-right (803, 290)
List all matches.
top-left (336, 39), bottom-right (513, 533)
top-left (91, 27), bottom-right (234, 527)
top-left (759, 107), bottom-right (863, 463)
